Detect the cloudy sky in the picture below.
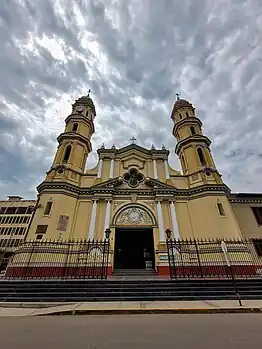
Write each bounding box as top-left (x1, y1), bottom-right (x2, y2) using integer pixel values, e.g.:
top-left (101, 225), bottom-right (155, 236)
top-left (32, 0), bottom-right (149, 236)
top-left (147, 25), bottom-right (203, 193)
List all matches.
top-left (0, 0), bottom-right (262, 199)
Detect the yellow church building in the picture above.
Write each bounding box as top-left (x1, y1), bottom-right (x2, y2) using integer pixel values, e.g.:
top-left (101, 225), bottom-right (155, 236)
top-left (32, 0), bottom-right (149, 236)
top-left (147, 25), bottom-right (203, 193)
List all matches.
top-left (6, 94), bottom-right (262, 278)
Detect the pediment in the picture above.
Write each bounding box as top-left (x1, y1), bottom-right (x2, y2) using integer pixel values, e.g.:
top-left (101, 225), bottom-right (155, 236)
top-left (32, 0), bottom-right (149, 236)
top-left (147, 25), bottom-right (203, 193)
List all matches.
top-left (91, 176), bottom-right (176, 191)
top-left (91, 177), bottom-right (124, 189)
top-left (122, 155), bottom-right (146, 170)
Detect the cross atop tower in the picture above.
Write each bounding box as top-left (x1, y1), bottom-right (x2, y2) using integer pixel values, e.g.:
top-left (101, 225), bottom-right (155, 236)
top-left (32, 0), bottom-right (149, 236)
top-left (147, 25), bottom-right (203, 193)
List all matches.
top-left (176, 93), bottom-right (180, 100)
top-left (130, 136), bottom-right (136, 144)
top-left (87, 89), bottom-right (91, 97)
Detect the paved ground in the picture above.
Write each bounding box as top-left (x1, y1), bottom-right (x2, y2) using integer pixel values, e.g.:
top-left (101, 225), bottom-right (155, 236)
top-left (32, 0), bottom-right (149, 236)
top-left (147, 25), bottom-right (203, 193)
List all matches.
top-left (0, 314), bottom-right (261, 348)
top-left (0, 299), bottom-right (262, 316)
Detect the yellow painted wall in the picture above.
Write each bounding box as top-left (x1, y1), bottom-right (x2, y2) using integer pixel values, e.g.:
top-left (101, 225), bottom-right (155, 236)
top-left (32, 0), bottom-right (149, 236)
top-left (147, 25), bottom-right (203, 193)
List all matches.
top-left (231, 203), bottom-right (262, 238)
top-left (27, 193), bottom-right (78, 240)
top-left (157, 160), bottom-right (165, 181)
top-left (101, 159), bottom-right (110, 182)
top-left (73, 201), bottom-right (92, 239)
top-left (175, 201), bottom-right (194, 238)
top-left (188, 196), bottom-right (242, 239)
top-left (94, 201), bottom-right (106, 239)
top-left (161, 201), bottom-right (172, 233)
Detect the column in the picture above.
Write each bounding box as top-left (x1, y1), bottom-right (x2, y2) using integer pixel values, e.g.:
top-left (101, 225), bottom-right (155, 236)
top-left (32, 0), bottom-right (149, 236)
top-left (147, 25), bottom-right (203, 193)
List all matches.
top-left (164, 160), bottom-right (170, 179)
top-left (153, 159), bottom-right (158, 179)
top-left (156, 200), bottom-right (165, 241)
top-left (88, 200), bottom-right (97, 239)
top-left (97, 158), bottom-right (103, 178)
top-left (103, 200), bottom-right (111, 233)
top-left (170, 201), bottom-right (180, 239)
top-left (109, 158), bottom-right (114, 178)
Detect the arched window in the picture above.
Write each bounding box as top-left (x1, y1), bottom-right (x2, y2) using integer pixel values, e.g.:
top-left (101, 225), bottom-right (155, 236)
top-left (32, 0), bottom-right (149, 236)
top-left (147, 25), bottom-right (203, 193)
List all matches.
top-left (63, 145), bottom-right (71, 163)
top-left (190, 126), bottom-right (196, 135)
top-left (181, 155), bottom-right (186, 173)
top-left (72, 123), bottom-right (78, 132)
top-left (197, 148), bottom-right (206, 166)
top-left (179, 113), bottom-right (183, 120)
top-left (186, 111), bottom-right (189, 117)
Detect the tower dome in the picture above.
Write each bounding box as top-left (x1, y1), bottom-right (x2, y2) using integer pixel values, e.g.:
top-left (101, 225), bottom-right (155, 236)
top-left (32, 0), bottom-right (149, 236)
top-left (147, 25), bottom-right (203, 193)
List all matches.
top-left (73, 93), bottom-right (96, 116)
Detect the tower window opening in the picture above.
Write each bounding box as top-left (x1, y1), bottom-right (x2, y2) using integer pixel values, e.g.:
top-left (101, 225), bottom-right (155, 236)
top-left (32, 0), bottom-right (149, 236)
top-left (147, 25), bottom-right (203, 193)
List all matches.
top-left (72, 123), bottom-right (78, 132)
top-left (190, 126), bottom-right (196, 135)
top-left (44, 202), bottom-right (53, 215)
top-left (197, 148), bottom-right (206, 166)
top-left (217, 203), bottom-right (226, 216)
top-left (186, 112), bottom-right (189, 117)
top-left (179, 113), bottom-right (182, 120)
top-left (63, 145), bottom-right (71, 163)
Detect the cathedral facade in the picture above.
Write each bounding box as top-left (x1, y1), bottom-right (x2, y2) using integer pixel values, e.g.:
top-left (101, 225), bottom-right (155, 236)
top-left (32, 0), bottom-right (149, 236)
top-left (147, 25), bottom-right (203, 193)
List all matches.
top-left (22, 94), bottom-right (262, 275)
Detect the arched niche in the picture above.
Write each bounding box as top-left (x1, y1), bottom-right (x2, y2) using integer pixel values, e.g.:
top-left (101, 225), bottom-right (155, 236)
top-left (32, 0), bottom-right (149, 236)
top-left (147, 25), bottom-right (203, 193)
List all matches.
top-left (113, 204), bottom-right (156, 226)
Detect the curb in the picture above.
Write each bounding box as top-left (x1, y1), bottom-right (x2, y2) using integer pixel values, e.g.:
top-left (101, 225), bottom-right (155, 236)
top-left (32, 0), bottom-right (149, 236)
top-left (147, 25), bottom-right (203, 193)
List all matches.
top-left (37, 307), bottom-right (262, 316)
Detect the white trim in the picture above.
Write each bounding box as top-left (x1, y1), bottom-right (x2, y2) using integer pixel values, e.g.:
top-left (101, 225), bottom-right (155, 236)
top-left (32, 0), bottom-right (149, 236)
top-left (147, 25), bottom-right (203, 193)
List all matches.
top-left (89, 200), bottom-right (97, 239)
top-left (104, 200), bottom-right (111, 232)
top-left (164, 160), bottom-right (170, 179)
top-left (97, 159), bottom-right (103, 178)
top-left (109, 159), bottom-right (114, 178)
top-left (157, 201), bottom-right (165, 241)
top-left (170, 201), bottom-right (180, 239)
top-left (153, 160), bottom-right (158, 179)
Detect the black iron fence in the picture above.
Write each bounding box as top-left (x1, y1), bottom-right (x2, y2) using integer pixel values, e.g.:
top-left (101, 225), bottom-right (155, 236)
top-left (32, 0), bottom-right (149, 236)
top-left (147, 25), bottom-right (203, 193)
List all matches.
top-left (166, 238), bottom-right (262, 279)
top-left (5, 239), bottom-right (110, 280)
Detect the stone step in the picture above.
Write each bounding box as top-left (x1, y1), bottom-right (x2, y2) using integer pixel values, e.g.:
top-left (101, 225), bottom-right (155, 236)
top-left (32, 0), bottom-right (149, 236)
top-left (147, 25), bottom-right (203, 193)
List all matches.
top-left (0, 278), bottom-right (261, 302)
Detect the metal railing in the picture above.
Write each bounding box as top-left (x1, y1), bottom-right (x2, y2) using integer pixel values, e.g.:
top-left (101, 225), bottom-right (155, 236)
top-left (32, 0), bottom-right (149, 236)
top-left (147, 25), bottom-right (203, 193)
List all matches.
top-left (166, 238), bottom-right (262, 280)
top-left (5, 239), bottom-right (110, 280)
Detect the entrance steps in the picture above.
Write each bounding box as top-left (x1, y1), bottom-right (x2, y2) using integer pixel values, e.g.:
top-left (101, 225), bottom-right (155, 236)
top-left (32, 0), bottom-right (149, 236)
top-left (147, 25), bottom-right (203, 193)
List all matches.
top-left (112, 269), bottom-right (158, 280)
top-left (0, 278), bottom-right (261, 302)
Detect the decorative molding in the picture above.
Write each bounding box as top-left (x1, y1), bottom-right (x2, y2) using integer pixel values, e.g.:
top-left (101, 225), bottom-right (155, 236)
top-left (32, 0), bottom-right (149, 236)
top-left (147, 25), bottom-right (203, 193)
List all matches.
top-left (230, 199), bottom-right (262, 204)
top-left (144, 201), bottom-right (155, 208)
top-left (122, 157), bottom-right (145, 169)
top-left (116, 206), bottom-right (153, 226)
top-left (130, 194), bottom-right (137, 203)
top-left (112, 201), bottom-right (125, 210)
top-left (37, 178), bottom-right (231, 200)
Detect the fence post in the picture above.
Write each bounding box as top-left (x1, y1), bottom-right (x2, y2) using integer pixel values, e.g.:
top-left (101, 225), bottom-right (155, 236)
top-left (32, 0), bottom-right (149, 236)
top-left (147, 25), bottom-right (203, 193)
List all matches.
top-left (194, 239), bottom-right (203, 278)
top-left (221, 241), bottom-right (242, 306)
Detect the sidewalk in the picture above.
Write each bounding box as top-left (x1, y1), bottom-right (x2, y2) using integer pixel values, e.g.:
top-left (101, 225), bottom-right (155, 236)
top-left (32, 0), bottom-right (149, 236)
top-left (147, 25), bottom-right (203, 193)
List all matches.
top-left (0, 299), bottom-right (262, 316)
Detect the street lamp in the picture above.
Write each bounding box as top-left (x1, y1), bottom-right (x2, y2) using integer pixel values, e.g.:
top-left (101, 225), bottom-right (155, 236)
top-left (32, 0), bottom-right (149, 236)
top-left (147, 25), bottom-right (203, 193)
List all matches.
top-left (105, 228), bottom-right (111, 240)
top-left (165, 228), bottom-right (172, 240)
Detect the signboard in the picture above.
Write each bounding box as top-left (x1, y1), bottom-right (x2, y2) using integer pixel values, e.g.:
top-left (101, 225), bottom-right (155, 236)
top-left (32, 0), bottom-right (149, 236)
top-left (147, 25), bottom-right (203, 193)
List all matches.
top-left (159, 255), bottom-right (169, 261)
top-left (57, 215), bottom-right (69, 232)
top-left (221, 241), bottom-right (230, 266)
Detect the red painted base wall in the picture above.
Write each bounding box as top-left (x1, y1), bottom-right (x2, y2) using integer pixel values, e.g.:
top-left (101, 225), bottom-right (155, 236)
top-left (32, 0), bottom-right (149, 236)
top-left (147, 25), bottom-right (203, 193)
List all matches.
top-left (6, 266), bottom-right (113, 278)
top-left (5, 265), bottom-right (260, 279)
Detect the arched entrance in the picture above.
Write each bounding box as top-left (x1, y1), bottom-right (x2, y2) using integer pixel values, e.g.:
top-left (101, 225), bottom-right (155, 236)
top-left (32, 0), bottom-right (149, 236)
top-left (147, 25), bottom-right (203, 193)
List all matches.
top-left (113, 205), bottom-right (156, 270)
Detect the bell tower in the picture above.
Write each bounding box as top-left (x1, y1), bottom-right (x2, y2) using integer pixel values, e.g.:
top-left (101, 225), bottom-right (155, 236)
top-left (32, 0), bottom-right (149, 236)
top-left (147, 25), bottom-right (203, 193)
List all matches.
top-left (46, 92), bottom-right (96, 186)
top-left (171, 95), bottom-right (223, 187)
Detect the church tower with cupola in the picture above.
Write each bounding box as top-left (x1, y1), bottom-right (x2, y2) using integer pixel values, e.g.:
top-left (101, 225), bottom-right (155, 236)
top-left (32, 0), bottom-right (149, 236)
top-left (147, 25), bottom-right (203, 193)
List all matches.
top-left (46, 92), bottom-right (96, 186)
top-left (171, 95), bottom-right (223, 188)
top-left (26, 93), bottom-right (97, 241)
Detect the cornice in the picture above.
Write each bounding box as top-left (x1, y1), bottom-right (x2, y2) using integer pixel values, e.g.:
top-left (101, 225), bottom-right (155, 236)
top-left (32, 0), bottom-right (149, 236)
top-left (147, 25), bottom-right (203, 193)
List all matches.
top-left (37, 180), bottom-right (230, 200)
top-left (57, 132), bottom-right (92, 148)
top-left (175, 135), bottom-right (211, 155)
top-left (173, 116), bottom-right (202, 135)
top-left (229, 198), bottom-right (262, 204)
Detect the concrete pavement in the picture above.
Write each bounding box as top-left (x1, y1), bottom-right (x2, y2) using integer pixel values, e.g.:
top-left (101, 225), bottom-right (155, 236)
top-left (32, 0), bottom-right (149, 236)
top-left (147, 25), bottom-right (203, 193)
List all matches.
top-left (0, 313), bottom-right (262, 348)
top-left (0, 299), bottom-right (262, 316)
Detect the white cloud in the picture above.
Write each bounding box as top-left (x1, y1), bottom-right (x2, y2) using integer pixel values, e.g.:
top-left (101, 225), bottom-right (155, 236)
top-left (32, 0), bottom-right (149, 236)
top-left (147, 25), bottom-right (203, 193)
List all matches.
top-left (0, 0), bottom-right (262, 199)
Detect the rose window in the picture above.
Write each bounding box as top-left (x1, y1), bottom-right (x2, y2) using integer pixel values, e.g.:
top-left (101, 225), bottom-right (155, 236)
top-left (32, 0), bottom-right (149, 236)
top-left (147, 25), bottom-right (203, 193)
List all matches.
top-left (123, 168), bottom-right (144, 188)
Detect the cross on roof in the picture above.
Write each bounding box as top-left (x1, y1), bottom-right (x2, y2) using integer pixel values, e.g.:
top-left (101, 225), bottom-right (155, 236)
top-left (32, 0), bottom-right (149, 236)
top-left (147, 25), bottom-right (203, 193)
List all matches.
top-left (130, 136), bottom-right (136, 144)
top-left (87, 89), bottom-right (91, 96)
top-left (176, 92), bottom-right (180, 100)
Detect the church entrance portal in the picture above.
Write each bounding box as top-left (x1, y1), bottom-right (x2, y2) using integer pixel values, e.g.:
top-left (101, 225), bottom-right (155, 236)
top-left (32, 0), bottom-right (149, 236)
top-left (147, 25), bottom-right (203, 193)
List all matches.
top-left (114, 228), bottom-right (155, 270)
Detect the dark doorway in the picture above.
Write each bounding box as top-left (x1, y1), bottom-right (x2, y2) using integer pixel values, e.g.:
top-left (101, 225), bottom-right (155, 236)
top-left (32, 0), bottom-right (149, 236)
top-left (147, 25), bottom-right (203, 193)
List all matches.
top-left (114, 228), bottom-right (155, 269)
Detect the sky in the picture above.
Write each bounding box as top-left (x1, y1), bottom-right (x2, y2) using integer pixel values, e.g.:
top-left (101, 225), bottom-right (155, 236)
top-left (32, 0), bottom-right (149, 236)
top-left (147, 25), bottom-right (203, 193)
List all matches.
top-left (0, 0), bottom-right (262, 200)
